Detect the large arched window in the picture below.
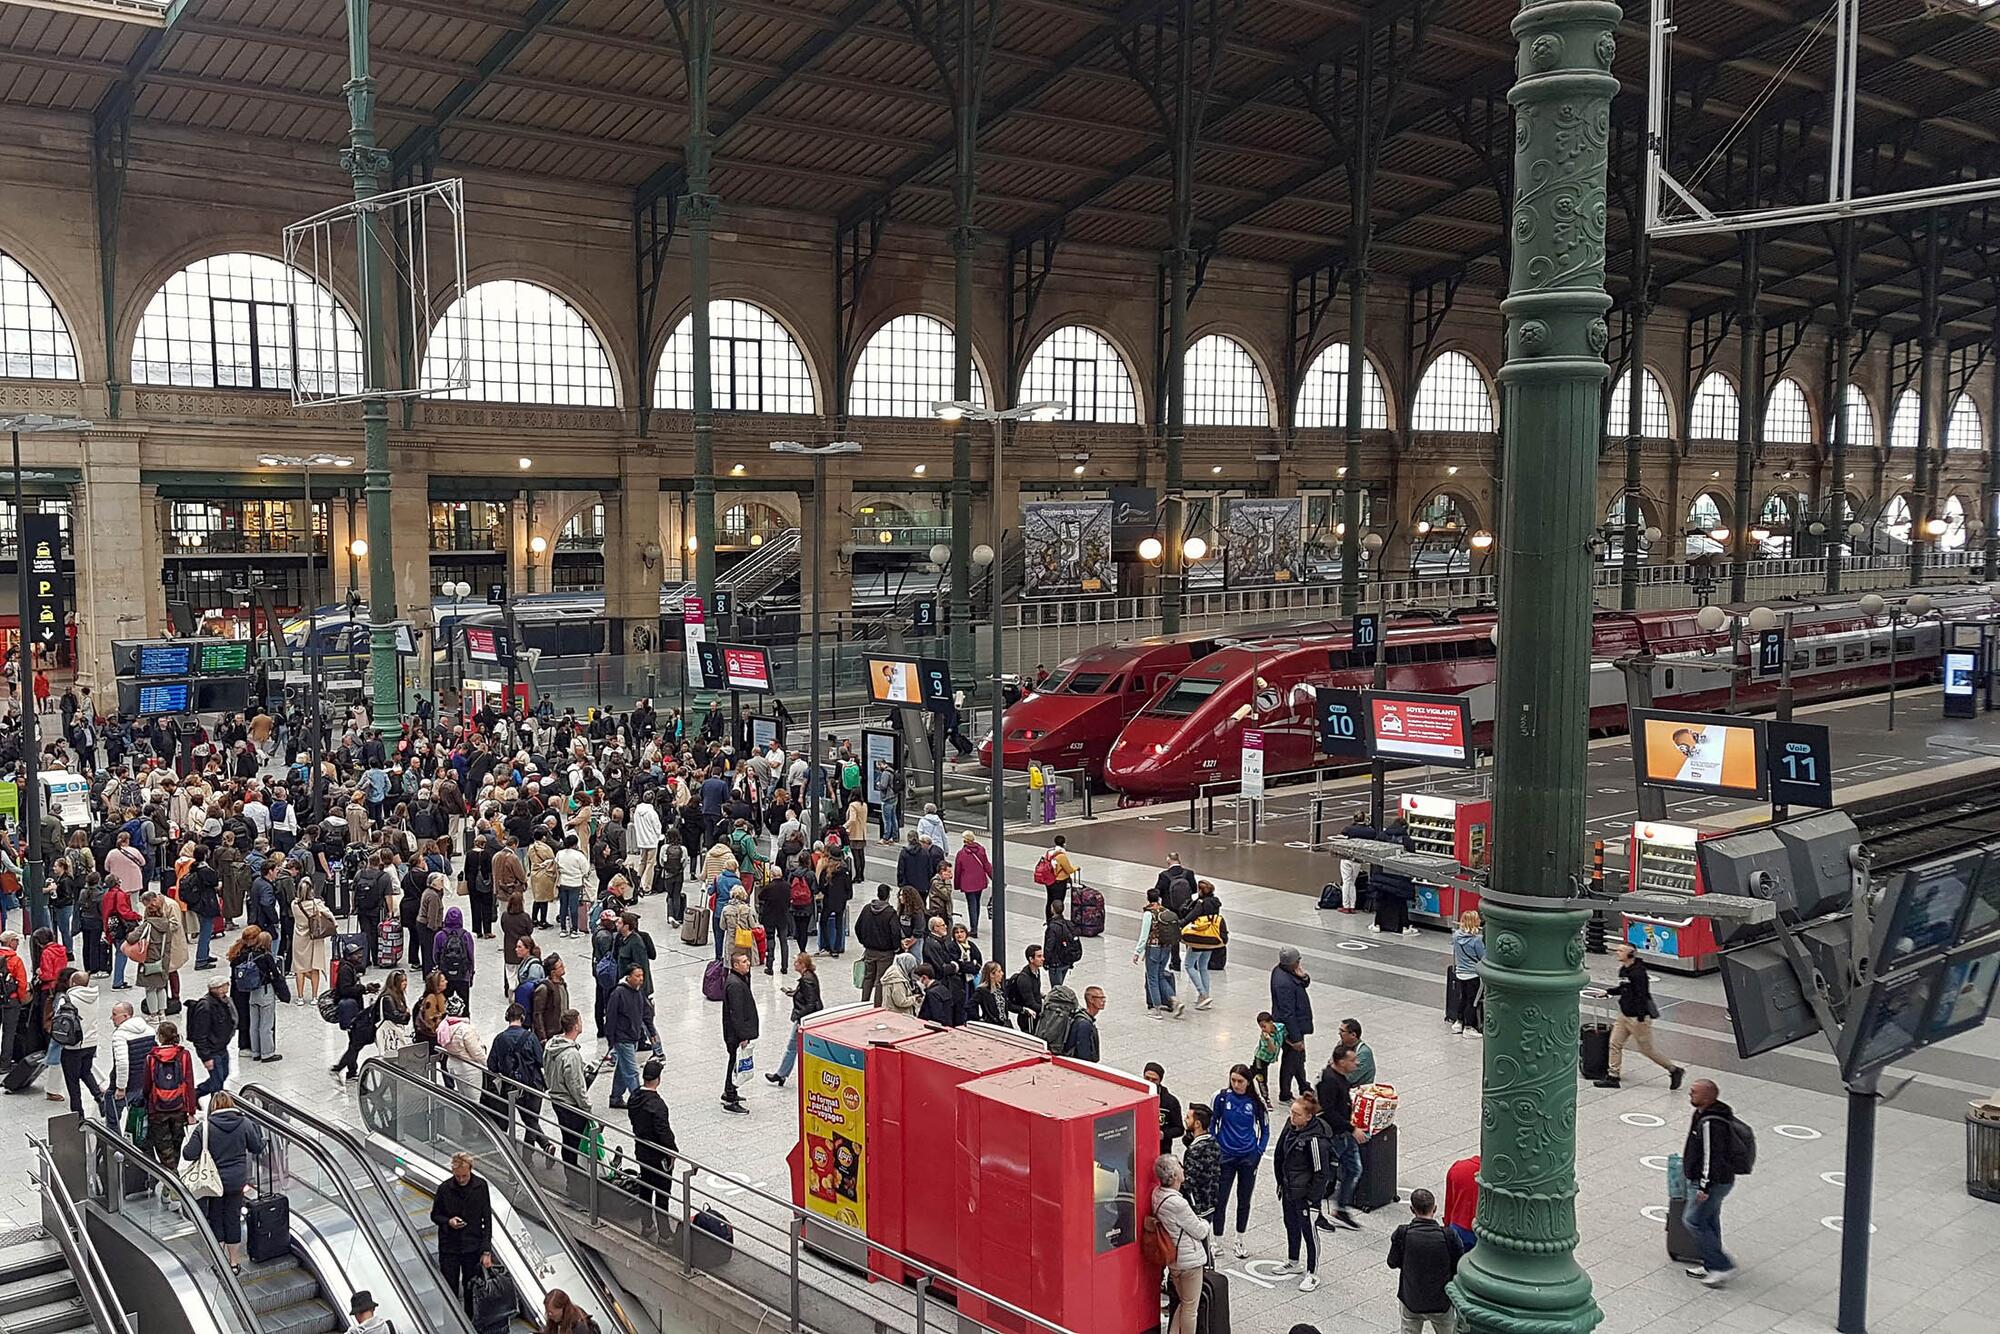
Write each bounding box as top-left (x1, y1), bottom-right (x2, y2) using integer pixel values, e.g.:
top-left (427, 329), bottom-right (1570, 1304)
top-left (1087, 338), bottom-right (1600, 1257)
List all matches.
top-left (849, 313), bottom-right (985, 418)
top-left (132, 252), bottom-right (361, 393)
top-left (1883, 493), bottom-right (1913, 545)
top-left (1411, 351), bottom-right (1494, 432)
top-left (1688, 373), bottom-right (1739, 440)
top-left (424, 279), bottom-right (615, 406)
top-left (1295, 343), bottom-right (1389, 430)
top-left (1888, 388), bottom-right (1920, 451)
top-left (654, 299), bottom-right (816, 414)
top-left (1606, 368), bottom-right (1671, 438)
top-left (1184, 334), bottom-right (1270, 426)
top-left (1020, 326), bottom-right (1138, 423)
top-left (1843, 385), bottom-right (1876, 450)
top-left (1687, 491), bottom-right (1728, 556)
top-left (1764, 377), bottom-right (1813, 444)
top-left (1947, 396), bottom-right (1984, 452)
top-left (1940, 495), bottom-right (1969, 550)
top-left (1, 251), bottom-right (78, 381)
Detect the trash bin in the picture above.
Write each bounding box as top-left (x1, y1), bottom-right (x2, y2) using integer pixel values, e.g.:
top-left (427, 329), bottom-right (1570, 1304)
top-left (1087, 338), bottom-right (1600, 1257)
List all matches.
top-left (1968, 1108), bottom-right (2000, 1202)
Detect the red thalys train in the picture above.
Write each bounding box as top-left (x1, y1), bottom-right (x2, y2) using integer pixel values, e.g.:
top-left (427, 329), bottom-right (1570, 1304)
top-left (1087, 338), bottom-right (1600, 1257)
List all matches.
top-left (1099, 587), bottom-right (2000, 800)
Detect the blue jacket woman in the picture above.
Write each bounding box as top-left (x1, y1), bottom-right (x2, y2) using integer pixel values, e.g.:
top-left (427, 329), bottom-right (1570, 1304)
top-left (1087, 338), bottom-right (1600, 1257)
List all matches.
top-left (1207, 1066), bottom-right (1270, 1254)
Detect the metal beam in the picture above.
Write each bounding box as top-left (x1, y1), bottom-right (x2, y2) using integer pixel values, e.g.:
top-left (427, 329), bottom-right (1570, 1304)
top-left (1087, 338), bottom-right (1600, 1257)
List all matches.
top-left (389, 0), bottom-right (576, 175)
top-left (89, 0), bottom-right (195, 133)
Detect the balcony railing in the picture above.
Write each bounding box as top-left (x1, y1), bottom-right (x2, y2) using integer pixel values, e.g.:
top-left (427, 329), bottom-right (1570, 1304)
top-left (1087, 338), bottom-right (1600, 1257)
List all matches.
top-left (430, 526), bottom-right (507, 553)
top-left (165, 532), bottom-right (323, 556)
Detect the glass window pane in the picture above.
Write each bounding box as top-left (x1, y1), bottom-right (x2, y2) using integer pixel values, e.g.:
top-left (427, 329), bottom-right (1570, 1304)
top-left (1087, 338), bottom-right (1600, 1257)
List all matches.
top-left (1844, 386), bottom-right (1876, 450)
top-left (1763, 377), bottom-right (1813, 444)
top-left (1947, 396), bottom-right (1983, 452)
top-left (654, 300), bottom-right (816, 414)
top-left (425, 279), bottom-right (615, 407)
top-left (1183, 334), bottom-right (1268, 427)
top-left (1020, 326), bottom-right (1137, 423)
top-left (1606, 369), bottom-right (1672, 438)
top-left (1888, 389), bottom-right (1921, 451)
top-left (1296, 342), bottom-right (1389, 430)
top-left (1690, 373), bottom-right (1740, 440)
top-left (849, 314), bottom-right (986, 418)
top-left (1411, 351), bottom-right (1495, 432)
top-left (0, 253), bottom-right (78, 381)
top-left (132, 253), bottom-right (360, 394)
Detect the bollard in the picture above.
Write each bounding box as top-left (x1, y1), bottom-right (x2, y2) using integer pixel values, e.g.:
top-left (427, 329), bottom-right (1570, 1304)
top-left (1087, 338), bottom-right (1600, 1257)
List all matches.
top-left (1584, 839), bottom-right (1608, 955)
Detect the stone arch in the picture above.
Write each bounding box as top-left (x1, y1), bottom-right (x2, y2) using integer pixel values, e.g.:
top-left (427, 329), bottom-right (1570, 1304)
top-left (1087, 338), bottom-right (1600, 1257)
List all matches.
top-left (1410, 485), bottom-right (1485, 539)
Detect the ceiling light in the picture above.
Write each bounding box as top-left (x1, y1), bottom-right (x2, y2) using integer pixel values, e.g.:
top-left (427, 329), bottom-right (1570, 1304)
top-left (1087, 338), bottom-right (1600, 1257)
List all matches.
top-left (1211, 465), bottom-right (1223, 475)
top-left (729, 463), bottom-right (745, 476)
top-left (1446, 465), bottom-right (1459, 476)
top-left (913, 464), bottom-right (927, 476)
top-left (1072, 464), bottom-right (1086, 475)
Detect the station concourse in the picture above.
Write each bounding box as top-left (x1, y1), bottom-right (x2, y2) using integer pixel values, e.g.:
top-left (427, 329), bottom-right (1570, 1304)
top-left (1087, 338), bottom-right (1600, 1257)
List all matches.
top-left (3, 1), bottom-right (2000, 1334)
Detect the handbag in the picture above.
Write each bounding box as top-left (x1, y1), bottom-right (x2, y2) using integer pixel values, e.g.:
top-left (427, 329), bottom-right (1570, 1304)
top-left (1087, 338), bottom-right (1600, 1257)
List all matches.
top-left (735, 1042), bottom-right (755, 1076)
top-left (121, 937), bottom-right (150, 964)
top-left (181, 1113), bottom-right (224, 1200)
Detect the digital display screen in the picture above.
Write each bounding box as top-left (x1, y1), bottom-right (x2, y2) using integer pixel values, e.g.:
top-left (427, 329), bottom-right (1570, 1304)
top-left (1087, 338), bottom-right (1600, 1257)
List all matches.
top-left (464, 626), bottom-right (500, 662)
top-left (1944, 649), bottom-right (1979, 697)
top-left (1925, 948), bottom-right (2000, 1043)
top-left (196, 641), bottom-right (250, 674)
top-left (1845, 965), bottom-right (1940, 1077)
top-left (137, 681), bottom-right (191, 715)
top-left (1631, 708), bottom-right (1768, 799)
top-left (1367, 691), bottom-right (1472, 768)
top-left (721, 646), bottom-right (773, 693)
top-left (866, 656), bottom-right (951, 708)
top-left (193, 678), bottom-right (252, 713)
top-left (137, 644), bottom-right (193, 678)
top-left (1876, 851), bottom-right (1985, 969)
top-left (1317, 687), bottom-right (1368, 759)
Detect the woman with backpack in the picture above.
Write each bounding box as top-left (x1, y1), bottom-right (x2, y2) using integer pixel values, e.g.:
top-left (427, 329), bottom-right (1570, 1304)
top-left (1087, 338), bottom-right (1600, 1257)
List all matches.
top-left (435, 906), bottom-right (477, 1010)
top-left (328, 942), bottom-right (380, 1082)
top-left (499, 893), bottom-right (536, 997)
top-left (1149, 1156), bottom-right (1213, 1334)
top-left (291, 882), bottom-right (333, 1007)
top-left (230, 927), bottom-right (288, 1063)
top-left (48, 967), bottom-right (102, 1114)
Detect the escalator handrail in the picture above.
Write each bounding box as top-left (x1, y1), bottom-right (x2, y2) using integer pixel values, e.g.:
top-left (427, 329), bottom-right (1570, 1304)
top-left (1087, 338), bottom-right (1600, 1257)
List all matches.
top-left (234, 1085), bottom-right (479, 1334)
top-left (75, 1119), bottom-right (266, 1334)
top-left (228, 1092), bottom-right (470, 1334)
top-left (354, 1057), bottom-right (639, 1334)
top-left (28, 1134), bottom-right (135, 1334)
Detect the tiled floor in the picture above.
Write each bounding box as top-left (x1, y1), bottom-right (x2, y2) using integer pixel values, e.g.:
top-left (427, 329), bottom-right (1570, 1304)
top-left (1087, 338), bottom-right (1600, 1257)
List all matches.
top-left (6, 811), bottom-right (1998, 1334)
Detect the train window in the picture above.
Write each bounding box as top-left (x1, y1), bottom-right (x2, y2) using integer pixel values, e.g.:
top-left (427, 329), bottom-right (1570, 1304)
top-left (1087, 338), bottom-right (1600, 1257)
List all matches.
top-left (1895, 635), bottom-right (1916, 654)
top-left (1842, 642), bottom-right (1865, 662)
top-left (1815, 646), bottom-right (1838, 667)
top-left (1037, 668), bottom-right (1072, 693)
top-left (1065, 672), bottom-right (1111, 694)
top-left (1870, 640), bottom-right (1888, 659)
top-left (1663, 669), bottom-right (1675, 690)
top-left (1791, 650), bottom-right (1810, 671)
top-left (1145, 677), bottom-right (1225, 717)
top-left (1128, 675), bottom-right (1146, 693)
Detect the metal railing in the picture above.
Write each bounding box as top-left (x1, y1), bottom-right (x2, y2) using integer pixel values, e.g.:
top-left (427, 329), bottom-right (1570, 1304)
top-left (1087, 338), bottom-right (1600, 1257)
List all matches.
top-left (233, 1087), bottom-right (473, 1334)
top-left (397, 1047), bottom-right (1079, 1334)
top-left (28, 1135), bottom-right (135, 1334)
top-left (77, 1119), bottom-right (264, 1334)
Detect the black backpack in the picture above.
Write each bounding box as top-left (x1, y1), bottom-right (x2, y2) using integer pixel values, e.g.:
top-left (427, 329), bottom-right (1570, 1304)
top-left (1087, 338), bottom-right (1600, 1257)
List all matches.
top-left (1047, 917), bottom-right (1083, 967)
top-left (1722, 1116), bottom-right (1757, 1175)
top-left (438, 930), bottom-right (471, 978)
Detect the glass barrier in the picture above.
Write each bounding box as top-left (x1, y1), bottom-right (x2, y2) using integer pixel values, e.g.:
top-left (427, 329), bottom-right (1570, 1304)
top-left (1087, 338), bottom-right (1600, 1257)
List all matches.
top-left (28, 1135), bottom-right (134, 1334)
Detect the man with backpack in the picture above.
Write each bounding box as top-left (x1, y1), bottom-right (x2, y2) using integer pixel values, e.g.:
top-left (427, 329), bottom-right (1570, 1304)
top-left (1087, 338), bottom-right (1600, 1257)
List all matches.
top-left (1130, 889), bottom-right (1186, 1018)
top-left (1005, 945), bottom-right (1045, 1033)
top-left (1043, 903), bottom-right (1083, 988)
top-left (0, 933), bottom-right (27, 1070)
top-left (130, 1019), bottom-right (198, 1170)
top-left (855, 885), bottom-right (902, 1005)
top-left (186, 975), bottom-right (237, 1096)
top-left (1682, 1077), bottom-right (1752, 1287)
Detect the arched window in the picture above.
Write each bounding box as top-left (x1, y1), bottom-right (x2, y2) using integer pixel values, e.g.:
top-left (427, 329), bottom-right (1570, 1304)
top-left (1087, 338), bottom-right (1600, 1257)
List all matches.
top-left (1764, 377), bottom-right (1813, 444)
top-left (1410, 351), bottom-right (1495, 432)
top-left (654, 299), bottom-right (816, 413)
top-left (1883, 494), bottom-right (1913, 545)
top-left (1184, 334), bottom-right (1270, 426)
top-left (1, 251), bottom-right (78, 380)
top-left (1604, 497), bottom-right (1657, 562)
top-left (1687, 492), bottom-right (1728, 556)
top-left (424, 279), bottom-right (615, 406)
top-left (1843, 385), bottom-right (1876, 450)
top-left (1888, 388), bottom-right (1920, 451)
top-left (1019, 326), bottom-right (1138, 423)
top-left (131, 252), bottom-right (361, 393)
top-left (1606, 368), bottom-right (1671, 438)
top-left (559, 503), bottom-right (606, 548)
top-left (1940, 495), bottom-right (1969, 550)
top-left (1295, 343), bottom-right (1389, 430)
top-left (849, 314), bottom-right (985, 418)
top-left (1947, 396), bottom-right (1983, 452)
top-left (1688, 373), bottom-right (1739, 440)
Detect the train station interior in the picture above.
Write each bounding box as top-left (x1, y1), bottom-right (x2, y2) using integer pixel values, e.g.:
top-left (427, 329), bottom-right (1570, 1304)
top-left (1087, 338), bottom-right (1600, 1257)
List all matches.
top-left (1, 1), bottom-right (1999, 1334)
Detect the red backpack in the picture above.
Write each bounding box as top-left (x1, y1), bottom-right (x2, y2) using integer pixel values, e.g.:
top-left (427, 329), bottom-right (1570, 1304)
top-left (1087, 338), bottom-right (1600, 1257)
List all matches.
top-left (1032, 853), bottom-right (1057, 886)
top-left (788, 871), bottom-right (813, 909)
top-left (146, 1046), bottom-right (196, 1117)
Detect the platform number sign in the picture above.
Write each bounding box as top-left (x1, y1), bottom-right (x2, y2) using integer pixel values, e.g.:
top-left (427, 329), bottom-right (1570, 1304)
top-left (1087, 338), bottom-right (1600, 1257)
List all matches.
top-left (713, 589), bottom-right (733, 621)
top-left (1352, 613), bottom-right (1380, 668)
top-left (486, 583), bottom-right (506, 606)
top-left (1766, 720), bottom-right (1833, 810)
top-left (912, 597), bottom-right (939, 634)
top-left (1755, 627), bottom-right (1785, 679)
top-left (1316, 687), bottom-right (1369, 759)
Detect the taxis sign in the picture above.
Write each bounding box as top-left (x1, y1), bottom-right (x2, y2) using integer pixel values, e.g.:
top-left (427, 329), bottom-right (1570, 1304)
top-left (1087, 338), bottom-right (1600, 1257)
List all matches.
top-left (21, 514), bottom-right (63, 661)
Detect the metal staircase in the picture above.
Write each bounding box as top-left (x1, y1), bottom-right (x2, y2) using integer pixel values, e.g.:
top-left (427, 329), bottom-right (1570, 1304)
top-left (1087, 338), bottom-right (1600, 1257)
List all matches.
top-left (662, 525), bottom-right (803, 612)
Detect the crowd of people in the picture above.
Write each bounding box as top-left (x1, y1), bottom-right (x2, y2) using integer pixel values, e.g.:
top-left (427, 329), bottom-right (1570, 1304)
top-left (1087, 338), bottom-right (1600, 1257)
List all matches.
top-left (0, 667), bottom-right (1744, 1334)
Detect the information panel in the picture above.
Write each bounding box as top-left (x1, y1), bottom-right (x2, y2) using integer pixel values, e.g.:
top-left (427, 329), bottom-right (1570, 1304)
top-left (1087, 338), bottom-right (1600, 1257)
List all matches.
top-left (1316, 686), bottom-right (1369, 759)
top-left (1944, 647), bottom-right (1981, 719)
top-left (1240, 730), bottom-right (1265, 798)
top-left (21, 513), bottom-right (64, 663)
top-left (1367, 691), bottom-right (1472, 768)
top-left (865, 655), bottom-right (951, 707)
top-left (196, 640), bottom-right (251, 675)
top-left (1766, 720), bottom-right (1834, 809)
top-left (1630, 708), bottom-right (1768, 799)
top-left (137, 643), bottom-right (194, 678)
top-left (119, 680), bottom-right (191, 716)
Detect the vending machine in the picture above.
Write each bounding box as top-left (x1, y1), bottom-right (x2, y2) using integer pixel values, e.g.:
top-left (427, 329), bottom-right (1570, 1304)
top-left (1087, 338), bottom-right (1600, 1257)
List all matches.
top-left (1400, 792), bottom-right (1491, 926)
top-left (1624, 819), bottom-right (1722, 973)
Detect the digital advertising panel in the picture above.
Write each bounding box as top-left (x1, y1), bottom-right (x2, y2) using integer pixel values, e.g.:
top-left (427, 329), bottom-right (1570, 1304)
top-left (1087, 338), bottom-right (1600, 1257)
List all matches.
top-left (1367, 691), bottom-right (1472, 768)
top-left (865, 656), bottom-right (951, 708)
top-left (1630, 708), bottom-right (1768, 799)
top-left (799, 1032), bottom-right (868, 1231)
top-left (719, 645), bottom-right (774, 693)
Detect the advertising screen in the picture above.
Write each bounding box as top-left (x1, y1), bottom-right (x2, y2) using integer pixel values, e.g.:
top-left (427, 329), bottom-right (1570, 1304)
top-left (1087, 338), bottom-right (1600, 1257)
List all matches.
top-left (464, 626), bottom-right (500, 663)
top-left (137, 643), bottom-right (194, 678)
top-left (799, 1032), bottom-right (868, 1230)
top-left (862, 728), bottom-right (900, 810)
top-left (865, 656), bottom-right (949, 707)
top-left (721, 645), bottom-right (773, 693)
top-left (1630, 709), bottom-right (1768, 799)
top-left (1874, 850), bottom-right (1986, 969)
top-left (1367, 691), bottom-right (1472, 768)
top-left (1944, 648), bottom-right (1979, 697)
top-left (196, 641), bottom-right (250, 675)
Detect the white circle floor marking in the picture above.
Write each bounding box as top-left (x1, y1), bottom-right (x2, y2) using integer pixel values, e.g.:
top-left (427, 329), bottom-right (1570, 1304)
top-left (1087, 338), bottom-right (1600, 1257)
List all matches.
top-left (1337, 940), bottom-right (1372, 951)
top-left (1284, 841), bottom-right (1312, 849)
top-left (1639, 1155), bottom-right (1670, 1171)
top-left (1820, 1171), bottom-right (1846, 1187)
top-left (1774, 1124), bottom-right (1823, 1140)
top-left (1620, 1112), bottom-right (1667, 1128)
top-left (1639, 1205), bottom-right (1669, 1223)
top-left (1821, 1216), bottom-right (1875, 1234)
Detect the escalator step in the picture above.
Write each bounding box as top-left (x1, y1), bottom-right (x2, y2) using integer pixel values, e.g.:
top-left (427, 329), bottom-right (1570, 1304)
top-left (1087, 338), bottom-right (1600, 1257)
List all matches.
top-left (0, 1272), bottom-right (77, 1317)
top-left (261, 1299), bottom-right (343, 1334)
top-left (237, 1259), bottom-right (321, 1309)
top-left (0, 1295), bottom-right (89, 1334)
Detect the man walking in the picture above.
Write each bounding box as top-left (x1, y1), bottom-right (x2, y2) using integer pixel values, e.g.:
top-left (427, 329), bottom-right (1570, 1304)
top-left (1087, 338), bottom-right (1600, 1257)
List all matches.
top-left (1386, 1188), bottom-right (1463, 1333)
top-left (855, 884), bottom-right (901, 1004)
top-left (1314, 1042), bottom-right (1367, 1232)
top-left (1269, 947), bottom-right (1314, 1101)
top-left (1593, 942), bottom-right (1686, 1090)
top-left (1130, 889), bottom-right (1185, 1018)
top-left (603, 964), bottom-right (649, 1110)
top-left (1682, 1078), bottom-right (1749, 1287)
top-left (721, 952), bottom-right (759, 1114)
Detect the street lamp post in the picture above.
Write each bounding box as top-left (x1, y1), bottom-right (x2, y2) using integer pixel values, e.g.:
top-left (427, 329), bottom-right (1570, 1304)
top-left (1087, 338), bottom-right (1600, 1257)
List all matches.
top-left (259, 452), bottom-right (354, 821)
top-left (933, 399), bottom-right (1060, 972)
top-left (770, 441), bottom-right (862, 846)
top-left (2, 414), bottom-right (91, 933)
top-left (443, 580), bottom-right (470, 715)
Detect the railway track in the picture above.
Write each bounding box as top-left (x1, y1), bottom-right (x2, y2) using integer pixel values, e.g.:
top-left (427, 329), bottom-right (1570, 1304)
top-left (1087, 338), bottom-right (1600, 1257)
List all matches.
top-left (1846, 771), bottom-right (2000, 871)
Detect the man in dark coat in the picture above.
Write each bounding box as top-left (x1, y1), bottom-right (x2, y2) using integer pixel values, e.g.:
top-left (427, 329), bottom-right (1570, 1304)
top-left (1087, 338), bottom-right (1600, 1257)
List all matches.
top-left (1270, 946), bottom-right (1315, 1101)
top-left (721, 952), bottom-right (759, 1113)
top-left (627, 1058), bottom-right (680, 1218)
top-left (430, 1152), bottom-right (494, 1296)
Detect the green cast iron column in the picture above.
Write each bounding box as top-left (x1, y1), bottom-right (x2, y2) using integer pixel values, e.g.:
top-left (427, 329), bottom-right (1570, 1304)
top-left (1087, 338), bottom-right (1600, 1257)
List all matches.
top-left (1339, 142), bottom-right (1371, 619)
top-left (686, 0), bottom-right (718, 604)
top-left (1986, 300), bottom-right (2000, 583)
top-left (344, 0), bottom-right (401, 737)
top-left (1827, 223), bottom-right (1854, 592)
top-left (948, 0), bottom-right (981, 671)
top-left (1729, 232), bottom-right (1760, 604)
top-left (1618, 226), bottom-right (1649, 611)
top-left (1447, 5), bottom-right (1612, 1333)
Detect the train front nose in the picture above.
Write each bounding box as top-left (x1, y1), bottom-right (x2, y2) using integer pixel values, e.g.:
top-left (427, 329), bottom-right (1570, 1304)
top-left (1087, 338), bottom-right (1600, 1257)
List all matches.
top-left (1104, 727), bottom-right (1174, 794)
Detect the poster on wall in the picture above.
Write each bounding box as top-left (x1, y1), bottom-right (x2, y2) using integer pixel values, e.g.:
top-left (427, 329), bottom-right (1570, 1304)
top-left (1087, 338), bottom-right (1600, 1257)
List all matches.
top-left (799, 1032), bottom-right (868, 1231)
top-left (1022, 500), bottom-right (1116, 598)
top-left (1109, 486), bottom-right (1159, 557)
top-left (1223, 497), bottom-right (1304, 586)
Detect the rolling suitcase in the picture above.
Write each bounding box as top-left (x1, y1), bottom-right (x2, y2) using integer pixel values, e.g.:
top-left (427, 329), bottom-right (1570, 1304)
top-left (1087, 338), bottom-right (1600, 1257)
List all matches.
top-left (680, 907), bottom-right (710, 946)
top-left (374, 920), bottom-right (404, 969)
top-left (1579, 996), bottom-right (1612, 1080)
top-left (1351, 1124), bottom-right (1400, 1212)
top-left (1166, 1257), bottom-right (1229, 1334)
top-left (245, 1152), bottom-right (291, 1263)
top-left (1069, 886), bottom-right (1105, 938)
top-left (2, 1059), bottom-right (43, 1093)
top-left (1666, 1194), bottom-right (1701, 1264)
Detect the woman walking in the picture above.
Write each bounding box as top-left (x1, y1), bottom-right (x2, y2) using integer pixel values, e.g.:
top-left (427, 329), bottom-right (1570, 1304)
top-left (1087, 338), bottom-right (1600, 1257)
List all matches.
top-left (764, 953), bottom-right (824, 1087)
top-left (953, 833), bottom-right (991, 938)
top-left (291, 881), bottom-right (333, 1007)
top-left (1208, 1065), bottom-right (1269, 1259)
top-left (1179, 881), bottom-right (1226, 1011)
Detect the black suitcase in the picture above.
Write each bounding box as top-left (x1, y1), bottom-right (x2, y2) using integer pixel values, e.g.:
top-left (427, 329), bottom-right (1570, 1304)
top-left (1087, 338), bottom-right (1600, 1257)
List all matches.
top-left (1170, 1266), bottom-right (1228, 1334)
top-left (245, 1192), bottom-right (291, 1262)
top-left (334, 932), bottom-right (368, 970)
top-left (1666, 1194), bottom-right (1701, 1264)
top-left (1209, 946), bottom-right (1226, 972)
top-left (2, 1059), bottom-right (44, 1093)
top-left (1351, 1125), bottom-right (1400, 1212)
top-left (1580, 1022), bottom-right (1612, 1080)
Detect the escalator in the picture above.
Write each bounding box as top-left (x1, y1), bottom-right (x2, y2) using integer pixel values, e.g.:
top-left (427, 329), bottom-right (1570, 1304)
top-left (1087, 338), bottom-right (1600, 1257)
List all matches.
top-left (26, 1135), bottom-right (130, 1334)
